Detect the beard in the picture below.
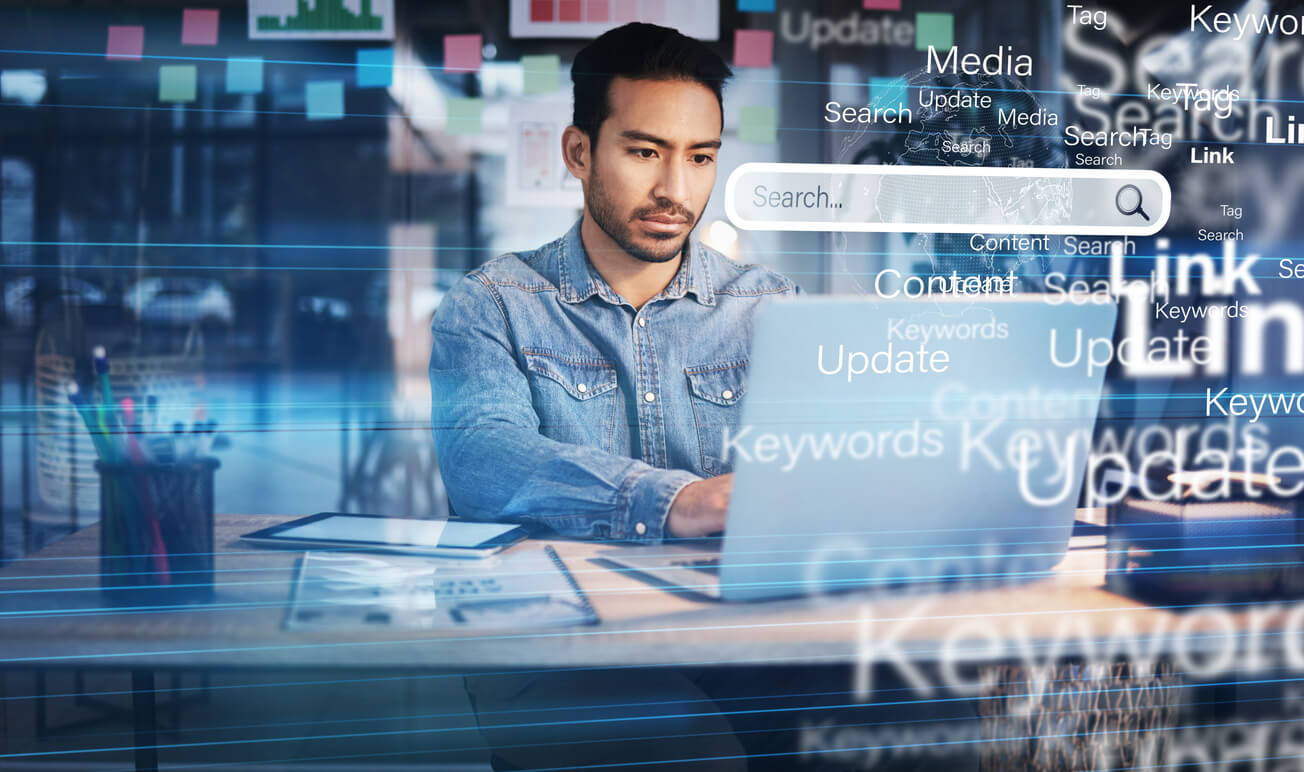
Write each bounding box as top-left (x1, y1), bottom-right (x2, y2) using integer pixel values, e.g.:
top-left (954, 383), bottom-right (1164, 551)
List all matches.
top-left (586, 165), bottom-right (699, 264)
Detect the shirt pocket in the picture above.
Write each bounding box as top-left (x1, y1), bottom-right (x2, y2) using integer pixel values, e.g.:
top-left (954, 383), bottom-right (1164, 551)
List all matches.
top-left (522, 348), bottom-right (620, 452)
top-left (685, 360), bottom-right (747, 476)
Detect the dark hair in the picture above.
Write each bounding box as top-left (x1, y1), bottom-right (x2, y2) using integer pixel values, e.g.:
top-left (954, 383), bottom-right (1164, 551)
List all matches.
top-left (571, 22), bottom-right (732, 140)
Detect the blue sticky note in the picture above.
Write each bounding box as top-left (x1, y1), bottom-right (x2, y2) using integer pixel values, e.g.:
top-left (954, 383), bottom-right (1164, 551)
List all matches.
top-left (225, 57), bottom-right (263, 94)
top-left (446, 97), bottom-right (482, 135)
top-left (870, 76), bottom-right (908, 112)
top-left (737, 0), bottom-right (775, 11)
top-left (305, 80), bottom-right (344, 120)
top-left (915, 12), bottom-right (954, 51)
top-left (356, 47), bottom-right (394, 88)
top-left (738, 105), bottom-right (777, 144)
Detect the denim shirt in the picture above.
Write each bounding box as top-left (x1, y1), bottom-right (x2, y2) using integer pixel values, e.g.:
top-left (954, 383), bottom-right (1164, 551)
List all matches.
top-left (429, 219), bottom-right (797, 542)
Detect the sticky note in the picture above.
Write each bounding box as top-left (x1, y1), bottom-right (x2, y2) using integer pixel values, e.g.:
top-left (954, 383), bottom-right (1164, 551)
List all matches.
top-left (225, 57), bottom-right (263, 94)
top-left (915, 12), bottom-right (954, 51)
top-left (444, 34), bottom-right (482, 73)
top-left (106, 25), bottom-right (144, 60)
top-left (863, 0), bottom-right (902, 9)
top-left (181, 9), bottom-right (219, 45)
top-left (614, 0), bottom-right (639, 22)
top-left (559, 0), bottom-right (581, 21)
top-left (522, 54), bottom-right (560, 95)
top-left (734, 29), bottom-right (774, 69)
top-left (641, 0), bottom-right (665, 22)
top-left (530, 0), bottom-right (553, 22)
top-left (589, 0), bottom-right (610, 21)
top-left (446, 97), bottom-right (482, 135)
top-left (305, 80), bottom-right (344, 121)
top-left (738, 105), bottom-right (776, 144)
top-left (738, 0), bottom-right (775, 10)
top-left (356, 47), bottom-right (393, 88)
top-left (870, 76), bottom-right (908, 112)
top-left (159, 65), bottom-right (197, 102)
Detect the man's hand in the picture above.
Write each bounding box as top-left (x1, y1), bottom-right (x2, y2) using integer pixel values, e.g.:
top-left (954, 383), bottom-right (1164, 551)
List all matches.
top-left (666, 474), bottom-right (733, 538)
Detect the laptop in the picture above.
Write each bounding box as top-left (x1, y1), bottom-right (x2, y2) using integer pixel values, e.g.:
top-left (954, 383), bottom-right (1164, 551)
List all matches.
top-left (596, 295), bottom-right (1118, 601)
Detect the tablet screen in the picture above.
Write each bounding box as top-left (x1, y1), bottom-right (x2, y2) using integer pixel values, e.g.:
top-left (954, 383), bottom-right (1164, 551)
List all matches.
top-left (273, 515), bottom-right (518, 549)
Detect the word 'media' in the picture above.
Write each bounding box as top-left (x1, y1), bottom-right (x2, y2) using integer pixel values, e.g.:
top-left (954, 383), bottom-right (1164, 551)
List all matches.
top-left (926, 45), bottom-right (1033, 77)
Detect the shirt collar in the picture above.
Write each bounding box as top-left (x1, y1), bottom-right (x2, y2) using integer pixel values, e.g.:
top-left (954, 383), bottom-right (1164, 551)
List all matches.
top-left (556, 217), bottom-right (716, 307)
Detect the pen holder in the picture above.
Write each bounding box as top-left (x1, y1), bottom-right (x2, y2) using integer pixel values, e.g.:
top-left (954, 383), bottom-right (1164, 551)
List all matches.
top-left (95, 457), bottom-right (219, 606)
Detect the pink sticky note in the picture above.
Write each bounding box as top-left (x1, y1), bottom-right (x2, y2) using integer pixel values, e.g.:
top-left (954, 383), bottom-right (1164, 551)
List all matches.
top-left (106, 25), bottom-right (144, 60)
top-left (614, 0), bottom-right (638, 21)
top-left (863, 0), bottom-right (902, 8)
top-left (734, 29), bottom-right (773, 69)
top-left (444, 34), bottom-right (482, 73)
top-left (181, 9), bottom-right (220, 45)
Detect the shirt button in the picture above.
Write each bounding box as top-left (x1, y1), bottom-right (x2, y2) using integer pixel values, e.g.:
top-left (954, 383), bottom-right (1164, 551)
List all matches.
top-left (637, 317), bottom-right (647, 328)
top-left (722, 389), bottom-right (734, 400)
top-left (644, 392), bottom-right (656, 403)
top-left (576, 383), bottom-right (587, 393)
top-left (634, 522), bottom-right (647, 536)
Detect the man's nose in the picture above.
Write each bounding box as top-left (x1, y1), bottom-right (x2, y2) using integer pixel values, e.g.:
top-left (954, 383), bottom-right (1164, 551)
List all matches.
top-left (651, 159), bottom-right (689, 210)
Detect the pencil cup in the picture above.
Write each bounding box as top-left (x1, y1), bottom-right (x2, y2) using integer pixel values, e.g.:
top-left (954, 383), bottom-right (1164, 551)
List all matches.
top-left (95, 457), bottom-right (219, 606)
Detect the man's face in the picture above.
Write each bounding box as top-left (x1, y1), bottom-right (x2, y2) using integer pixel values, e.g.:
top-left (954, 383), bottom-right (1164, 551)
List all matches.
top-left (584, 77), bottom-right (722, 263)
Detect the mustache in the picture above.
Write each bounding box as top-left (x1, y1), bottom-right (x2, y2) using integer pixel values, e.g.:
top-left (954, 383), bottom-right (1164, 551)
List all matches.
top-left (629, 204), bottom-right (695, 224)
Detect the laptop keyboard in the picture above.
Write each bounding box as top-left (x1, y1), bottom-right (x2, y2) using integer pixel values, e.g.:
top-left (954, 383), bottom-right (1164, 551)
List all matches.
top-left (435, 577), bottom-right (502, 597)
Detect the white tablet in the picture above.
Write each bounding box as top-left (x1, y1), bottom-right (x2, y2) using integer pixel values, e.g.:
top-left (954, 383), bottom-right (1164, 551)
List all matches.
top-left (241, 513), bottom-right (528, 559)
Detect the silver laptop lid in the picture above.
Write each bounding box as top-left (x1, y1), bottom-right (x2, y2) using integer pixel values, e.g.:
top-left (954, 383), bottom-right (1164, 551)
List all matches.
top-left (718, 295), bottom-right (1117, 601)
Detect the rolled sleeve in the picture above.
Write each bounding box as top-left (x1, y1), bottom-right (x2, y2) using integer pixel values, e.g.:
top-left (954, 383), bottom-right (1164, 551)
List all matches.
top-left (618, 467), bottom-right (702, 542)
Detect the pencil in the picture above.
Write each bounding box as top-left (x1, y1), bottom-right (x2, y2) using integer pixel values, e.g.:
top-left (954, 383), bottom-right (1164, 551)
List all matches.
top-left (122, 399), bottom-right (172, 586)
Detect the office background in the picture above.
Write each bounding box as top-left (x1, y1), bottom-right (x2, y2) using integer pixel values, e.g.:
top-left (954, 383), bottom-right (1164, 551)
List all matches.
top-left (0, 0), bottom-right (1059, 559)
top-left (2, 0), bottom-right (1277, 768)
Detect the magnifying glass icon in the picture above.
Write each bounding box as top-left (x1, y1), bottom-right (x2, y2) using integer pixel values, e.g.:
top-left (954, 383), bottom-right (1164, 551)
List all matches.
top-left (1115, 184), bottom-right (1150, 221)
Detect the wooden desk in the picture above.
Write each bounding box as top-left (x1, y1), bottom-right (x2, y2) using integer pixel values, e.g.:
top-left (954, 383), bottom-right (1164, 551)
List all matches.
top-left (0, 513), bottom-right (1200, 672)
top-left (2, 514), bottom-right (1288, 772)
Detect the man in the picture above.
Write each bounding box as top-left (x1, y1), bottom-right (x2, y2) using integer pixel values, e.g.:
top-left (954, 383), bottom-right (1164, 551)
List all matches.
top-left (429, 24), bottom-right (990, 772)
top-left (429, 23), bottom-right (796, 548)
top-left (428, 22), bottom-right (798, 771)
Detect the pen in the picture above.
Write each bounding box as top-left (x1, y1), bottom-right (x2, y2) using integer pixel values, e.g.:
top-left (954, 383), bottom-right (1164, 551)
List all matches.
top-left (144, 394), bottom-right (158, 432)
top-left (120, 399), bottom-right (171, 584)
top-left (121, 397), bottom-right (137, 432)
top-left (92, 345), bottom-right (116, 432)
top-left (67, 382), bottom-right (110, 460)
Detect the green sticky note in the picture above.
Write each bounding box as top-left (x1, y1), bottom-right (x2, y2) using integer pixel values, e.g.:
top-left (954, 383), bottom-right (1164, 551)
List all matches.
top-left (447, 97), bottom-right (482, 135)
top-left (159, 65), bottom-right (197, 102)
top-left (522, 54), bottom-right (561, 95)
top-left (915, 13), bottom-right (954, 51)
top-left (738, 105), bottom-right (777, 144)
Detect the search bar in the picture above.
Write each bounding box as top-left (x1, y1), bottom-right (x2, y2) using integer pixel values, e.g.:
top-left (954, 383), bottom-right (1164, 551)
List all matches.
top-left (724, 163), bottom-right (1171, 236)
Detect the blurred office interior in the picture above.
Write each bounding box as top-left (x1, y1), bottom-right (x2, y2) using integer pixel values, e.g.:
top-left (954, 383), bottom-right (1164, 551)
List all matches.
top-left (0, 0), bottom-right (1054, 561)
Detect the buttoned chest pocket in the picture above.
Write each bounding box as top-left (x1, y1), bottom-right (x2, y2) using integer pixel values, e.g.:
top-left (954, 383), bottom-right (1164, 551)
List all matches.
top-left (685, 360), bottom-right (747, 476)
top-left (523, 348), bottom-right (619, 453)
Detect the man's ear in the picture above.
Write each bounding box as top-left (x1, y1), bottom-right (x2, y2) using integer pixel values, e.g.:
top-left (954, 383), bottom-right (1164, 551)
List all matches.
top-left (561, 125), bottom-right (591, 183)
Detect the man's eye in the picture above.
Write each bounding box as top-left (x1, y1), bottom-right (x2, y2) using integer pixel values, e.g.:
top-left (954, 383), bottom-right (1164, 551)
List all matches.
top-left (632, 148), bottom-right (657, 159)
top-left (692, 154), bottom-right (715, 165)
